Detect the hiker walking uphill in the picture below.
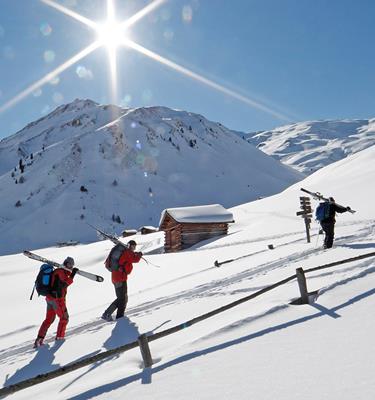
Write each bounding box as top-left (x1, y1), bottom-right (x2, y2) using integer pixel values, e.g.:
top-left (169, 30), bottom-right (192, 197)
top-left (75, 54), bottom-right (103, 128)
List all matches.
top-left (316, 197), bottom-right (351, 249)
top-left (102, 240), bottom-right (142, 321)
top-left (34, 257), bottom-right (78, 347)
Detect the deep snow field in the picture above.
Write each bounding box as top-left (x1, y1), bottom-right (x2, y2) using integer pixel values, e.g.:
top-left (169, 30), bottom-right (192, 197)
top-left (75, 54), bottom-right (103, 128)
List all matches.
top-left (1, 145), bottom-right (374, 399)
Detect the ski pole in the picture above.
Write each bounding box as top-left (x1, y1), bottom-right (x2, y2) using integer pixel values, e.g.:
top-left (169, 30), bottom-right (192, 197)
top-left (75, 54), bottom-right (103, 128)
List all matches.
top-left (315, 228), bottom-right (321, 248)
top-left (141, 256), bottom-right (161, 268)
top-left (29, 284), bottom-right (36, 300)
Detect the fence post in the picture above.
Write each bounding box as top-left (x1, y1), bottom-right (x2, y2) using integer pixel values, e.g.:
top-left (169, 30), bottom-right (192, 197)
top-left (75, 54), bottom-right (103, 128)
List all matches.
top-left (296, 267), bottom-right (309, 304)
top-left (138, 334), bottom-right (153, 368)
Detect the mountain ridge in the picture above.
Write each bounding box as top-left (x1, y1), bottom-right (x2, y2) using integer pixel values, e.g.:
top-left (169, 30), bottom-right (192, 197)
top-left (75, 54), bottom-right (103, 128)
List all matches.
top-left (0, 99), bottom-right (302, 255)
top-left (245, 118), bottom-right (375, 174)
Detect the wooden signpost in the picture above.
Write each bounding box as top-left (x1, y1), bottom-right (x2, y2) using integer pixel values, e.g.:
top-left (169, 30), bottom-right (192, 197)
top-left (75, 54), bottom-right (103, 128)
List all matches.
top-left (296, 196), bottom-right (312, 243)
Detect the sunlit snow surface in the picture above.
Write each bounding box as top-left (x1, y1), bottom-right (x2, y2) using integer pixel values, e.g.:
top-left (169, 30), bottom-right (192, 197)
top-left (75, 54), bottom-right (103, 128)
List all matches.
top-left (1, 145), bottom-right (374, 399)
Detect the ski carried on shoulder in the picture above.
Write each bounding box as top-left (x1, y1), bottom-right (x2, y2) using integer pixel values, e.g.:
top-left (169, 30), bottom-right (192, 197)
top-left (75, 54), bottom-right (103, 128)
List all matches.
top-left (23, 250), bottom-right (104, 282)
top-left (87, 223), bottom-right (159, 255)
top-left (300, 188), bottom-right (356, 213)
top-left (87, 223), bottom-right (124, 246)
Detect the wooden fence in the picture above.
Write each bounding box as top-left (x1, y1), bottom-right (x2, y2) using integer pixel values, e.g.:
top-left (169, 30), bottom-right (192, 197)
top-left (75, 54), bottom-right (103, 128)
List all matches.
top-left (1, 250), bottom-right (375, 397)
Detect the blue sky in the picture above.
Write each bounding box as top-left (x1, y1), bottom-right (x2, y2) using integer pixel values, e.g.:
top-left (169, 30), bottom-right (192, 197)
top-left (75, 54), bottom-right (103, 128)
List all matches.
top-left (1, 0), bottom-right (375, 140)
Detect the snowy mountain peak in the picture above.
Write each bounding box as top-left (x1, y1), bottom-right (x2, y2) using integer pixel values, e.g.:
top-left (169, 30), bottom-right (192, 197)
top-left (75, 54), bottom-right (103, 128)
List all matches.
top-left (245, 118), bottom-right (375, 174)
top-left (0, 100), bottom-right (303, 255)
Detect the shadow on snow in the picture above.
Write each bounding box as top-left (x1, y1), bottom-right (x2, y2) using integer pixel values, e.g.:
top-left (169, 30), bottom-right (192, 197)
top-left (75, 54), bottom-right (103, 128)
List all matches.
top-left (69, 287), bottom-right (375, 399)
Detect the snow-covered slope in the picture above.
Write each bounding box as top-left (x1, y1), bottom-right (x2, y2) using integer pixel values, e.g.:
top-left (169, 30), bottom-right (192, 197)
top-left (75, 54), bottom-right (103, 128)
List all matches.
top-left (0, 99), bottom-right (303, 255)
top-left (245, 119), bottom-right (375, 174)
top-left (0, 145), bottom-right (374, 399)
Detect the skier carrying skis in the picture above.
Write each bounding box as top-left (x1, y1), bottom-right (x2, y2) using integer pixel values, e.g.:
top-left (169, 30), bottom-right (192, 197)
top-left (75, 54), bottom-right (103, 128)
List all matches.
top-left (34, 257), bottom-right (78, 347)
top-left (319, 197), bottom-right (351, 249)
top-left (102, 240), bottom-right (142, 321)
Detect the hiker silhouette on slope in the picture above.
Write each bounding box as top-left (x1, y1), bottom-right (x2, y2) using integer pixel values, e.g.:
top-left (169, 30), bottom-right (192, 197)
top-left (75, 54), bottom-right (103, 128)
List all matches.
top-left (316, 197), bottom-right (351, 249)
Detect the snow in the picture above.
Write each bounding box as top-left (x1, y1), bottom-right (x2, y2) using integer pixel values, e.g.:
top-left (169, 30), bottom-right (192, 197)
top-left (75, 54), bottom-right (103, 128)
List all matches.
top-left (245, 118), bottom-right (375, 174)
top-left (0, 100), bottom-right (303, 256)
top-left (159, 204), bottom-right (234, 224)
top-left (1, 144), bottom-right (374, 399)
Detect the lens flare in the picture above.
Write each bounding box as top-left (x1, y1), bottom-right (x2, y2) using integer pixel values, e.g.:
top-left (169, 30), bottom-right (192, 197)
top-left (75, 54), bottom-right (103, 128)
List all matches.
top-left (53, 92), bottom-right (64, 103)
top-left (76, 65), bottom-right (94, 80)
top-left (40, 22), bottom-right (52, 36)
top-left (49, 76), bottom-right (60, 85)
top-left (33, 89), bottom-right (43, 97)
top-left (182, 6), bottom-right (193, 23)
top-left (44, 50), bottom-right (56, 63)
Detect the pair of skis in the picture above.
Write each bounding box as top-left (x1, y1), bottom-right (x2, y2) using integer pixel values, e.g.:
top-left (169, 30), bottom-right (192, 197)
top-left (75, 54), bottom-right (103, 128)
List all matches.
top-left (300, 188), bottom-right (356, 213)
top-left (87, 223), bottom-right (124, 247)
top-left (23, 250), bottom-right (104, 282)
top-left (88, 223), bottom-right (162, 268)
top-left (214, 188), bottom-right (356, 268)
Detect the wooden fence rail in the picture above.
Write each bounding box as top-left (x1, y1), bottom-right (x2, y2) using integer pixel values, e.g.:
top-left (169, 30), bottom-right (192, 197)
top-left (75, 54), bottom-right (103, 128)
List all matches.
top-left (305, 251), bottom-right (375, 274)
top-left (0, 341), bottom-right (139, 397)
top-left (2, 250), bottom-right (375, 397)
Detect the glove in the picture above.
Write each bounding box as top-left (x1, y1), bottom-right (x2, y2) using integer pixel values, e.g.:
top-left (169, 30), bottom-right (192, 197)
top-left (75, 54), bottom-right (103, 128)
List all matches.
top-left (70, 267), bottom-right (79, 278)
top-left (138, 252), bottom-right (143, 257)
top-left (346, 206), bottom-right (351, 211)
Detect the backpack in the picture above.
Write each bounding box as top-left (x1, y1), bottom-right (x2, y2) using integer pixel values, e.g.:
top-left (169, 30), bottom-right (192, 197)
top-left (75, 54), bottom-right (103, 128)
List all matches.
top-left (315, 202), bottom-right (331, 222)
top-left (35, 264), bottom-right (54, 296)
top-left (104, 244), bottom-right (126, 272)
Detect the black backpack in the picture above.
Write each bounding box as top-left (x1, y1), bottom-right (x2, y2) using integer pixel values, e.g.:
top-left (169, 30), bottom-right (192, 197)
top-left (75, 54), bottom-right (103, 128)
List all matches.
top-left (104, 244), bottom-right (126, 272)
top-left (35, 264), bottom-right (54, 296)
top-left (315, 202), bottom-right (331, 222)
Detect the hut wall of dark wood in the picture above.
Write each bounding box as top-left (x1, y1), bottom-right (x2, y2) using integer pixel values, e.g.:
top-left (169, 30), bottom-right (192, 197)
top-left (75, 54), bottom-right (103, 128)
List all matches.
top-left (159, 213), bottom-right (181, 252)
top-left (180, 222), bottom-right (228, 250)
top-left (140, 227), bottom-right (158, 235)
top-left (160, 212), bottom-right (229, 252)
top-left (121, 230), bottom-right (137, 237)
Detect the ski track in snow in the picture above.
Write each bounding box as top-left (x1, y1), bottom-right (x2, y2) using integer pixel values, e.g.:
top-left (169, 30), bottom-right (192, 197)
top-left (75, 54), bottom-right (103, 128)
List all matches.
top-left (128, 227), bottom-right (370, 316)
top-left (193, 229), bottom-right (307, 251)
top-left (184, 259), bottom-right (375, 351)
top-left (1, 222), bottom-right (372, 367)
top-left (134, 221), bottom-right (373, 298)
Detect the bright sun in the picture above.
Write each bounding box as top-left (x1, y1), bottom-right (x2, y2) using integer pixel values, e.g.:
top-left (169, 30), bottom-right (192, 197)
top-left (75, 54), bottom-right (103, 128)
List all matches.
top-left (96, 21), bottom-right (128, 49)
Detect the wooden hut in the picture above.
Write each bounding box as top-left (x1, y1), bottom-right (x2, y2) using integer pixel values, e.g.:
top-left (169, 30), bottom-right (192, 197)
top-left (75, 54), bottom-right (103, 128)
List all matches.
top-left (159, 204), bottom-right (234, 252)
top-left (139, 226), bottom-right (158, 235)
top-left (121, 229), bottom-right (137, 237)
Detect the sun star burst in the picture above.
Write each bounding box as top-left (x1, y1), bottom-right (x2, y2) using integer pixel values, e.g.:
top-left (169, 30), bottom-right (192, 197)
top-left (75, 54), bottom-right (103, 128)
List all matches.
top-left (96, 21), bottom-right (128, 50)
top-left (0, 0), bottom-right (294, 123)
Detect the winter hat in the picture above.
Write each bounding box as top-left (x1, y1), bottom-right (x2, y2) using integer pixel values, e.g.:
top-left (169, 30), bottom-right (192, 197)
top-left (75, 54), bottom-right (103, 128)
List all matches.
top-left (127, 240), bottom-right (137, 247)
top-left (63, 256), bottom-right (75, 266)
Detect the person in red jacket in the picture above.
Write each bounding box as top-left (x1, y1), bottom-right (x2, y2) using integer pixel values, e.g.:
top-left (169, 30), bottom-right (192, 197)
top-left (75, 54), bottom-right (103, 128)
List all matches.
top-left (34, 257), bottom-right (78, 348)
top-left (102, 240), bottom-right (142, 321)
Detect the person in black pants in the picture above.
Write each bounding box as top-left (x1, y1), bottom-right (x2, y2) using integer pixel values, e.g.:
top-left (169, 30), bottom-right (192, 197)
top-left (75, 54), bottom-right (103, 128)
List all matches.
top-left (102, 240), bottom-right (142, 321)
top-left (320, 197), bottom-right (351, 249)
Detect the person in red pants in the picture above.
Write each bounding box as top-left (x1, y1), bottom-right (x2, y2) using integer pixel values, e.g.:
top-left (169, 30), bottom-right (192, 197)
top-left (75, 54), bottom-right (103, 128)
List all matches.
top-left (34, 257), bottom-right (78, 347)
